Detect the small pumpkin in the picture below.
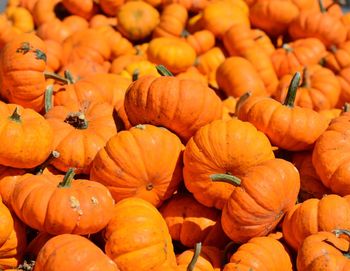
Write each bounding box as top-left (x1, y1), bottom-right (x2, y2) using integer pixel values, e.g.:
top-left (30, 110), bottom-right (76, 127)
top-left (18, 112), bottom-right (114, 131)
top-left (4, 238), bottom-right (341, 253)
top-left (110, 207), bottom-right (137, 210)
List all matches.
top-left (34, 234), bottom-right (119, 271)
top-left (237, 72), bottom-right (329, 151)
top-left (61, 0), bottom-right (97, 19)
top-left (90, 124), bottom-right (183, 207)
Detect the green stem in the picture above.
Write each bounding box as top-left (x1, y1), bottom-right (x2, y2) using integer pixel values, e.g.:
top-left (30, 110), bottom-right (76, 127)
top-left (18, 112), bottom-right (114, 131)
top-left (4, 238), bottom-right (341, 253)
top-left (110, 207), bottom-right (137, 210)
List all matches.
top-left (282, 43), bottom-right (293, 53)
top-left (132, 69), bottom-right (140, 81)
top-left (63, 70), bottom-right (75, 84)
top-left (9, 107), bottom-right (21, 122)
top-left (181, 29), bottom-right (190, 38)
top-left (343, 103), bottom-right (350, 112)
top-left (34, 151), bottom-right (60, 175)
top-left (300, 67), bottom-right (310, 88)
top-left (283, 72), bottom-right (301, 108)
top-left (210, 173), bottom-right (241, 186)
top-left (319, 0), bottom-right (326, 13)
top-left (58, 168), bottom-right (76, 188)
top-left (187, 243), bottom-right (202, 271)
top-left (156, 65), bottom-right (173, 76)
top-left (44, 71), bottom-right (69, 84)
top-left (44, 85), bottom-right (54, 114)
top-left (235, 91), bottom-right (252, 115)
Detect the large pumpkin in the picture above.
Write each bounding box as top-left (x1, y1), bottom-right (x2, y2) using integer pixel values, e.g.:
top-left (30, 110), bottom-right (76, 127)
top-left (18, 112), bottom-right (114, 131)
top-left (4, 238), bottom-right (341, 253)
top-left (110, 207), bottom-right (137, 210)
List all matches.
top-left (90, 124), bottom-right (183, 207)
top-left (183, 118), bottom-right (275, 209)
top-left (104, 197), bottom-right (177, 270)
top-left (11, 169), bottom-right (115, 235)
top-left (124, 67), bottom-right (223, 142)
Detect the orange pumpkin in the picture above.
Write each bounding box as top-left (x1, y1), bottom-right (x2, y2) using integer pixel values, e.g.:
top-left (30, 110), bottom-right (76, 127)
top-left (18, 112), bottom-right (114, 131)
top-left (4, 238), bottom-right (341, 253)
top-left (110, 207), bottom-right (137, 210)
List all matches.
top-left (324, 41), bottom-right (350, 73)
top-left (61, 0), bottom-right (97, 19)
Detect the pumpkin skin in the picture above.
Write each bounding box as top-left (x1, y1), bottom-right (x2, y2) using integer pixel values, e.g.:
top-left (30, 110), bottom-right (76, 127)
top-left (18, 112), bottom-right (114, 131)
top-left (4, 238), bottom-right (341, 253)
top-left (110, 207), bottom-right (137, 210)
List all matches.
top-left (160, 194), bottom-right (229, 248)
top-left (34, 234), bottom-right (120, 271)
top-left (124, 72), bottom-right (223, 142)
top-left (221, 158), bottom-right (300, 243)
top-left (104, 198), bottom-right (177, 271)
top-left (216, 56), bottom-right (267, 98)
top-left (31, 0), bottom-right (60, 26)
top-left (292, 151), bottom-right (330, 202)
top-left (312, 111), bottom-right (350, 195)
top-left (183, 118), bottom-right (275, 209)
top-left (147, 37), bottom-right (196, 74)
top-left (288, 6), bottom-right (347, 48)
top-left (44, 39), bottom-right (62, 72)
top-left (117, 1), bottom-right (160, 41)
top-left (5, 6), bottom-right (34, 33)
top-left (0, 102), bottom-right (53, 169)
top-left (223, 236), bottom-right (293, 271)
top-left (337, 67), bottom-right (350, 105)
top-left (90, 124), bottom-right (183, 207)
top-left (0, 33), bottom-right (48, 111)
top-left (249, 0), bottom-right (299, 37)
top-left (45, 102), bottom-right (117, 174)
top-left (273, 65), bottom-right (341, 111)
top-left (271, 38), bottom-right (327, 78)
top-left (282, 195), bottom-right (350, 252)
top-left (324, 41), bottom-right (350, 73)
top-left (11, 170), bottom-right (115, 235)
top-left (237, 73), bottom-right (329, 151)
top-left (0, 15), bottom-right (19, 49)
top-left (223, 23), bottom-right (278, 94)
top-left (185, 30), bottom-right (215, 55)
top-left (251, 28), bottom-right (275, 56)
top-left (296, 231), bottom-right (350, 271)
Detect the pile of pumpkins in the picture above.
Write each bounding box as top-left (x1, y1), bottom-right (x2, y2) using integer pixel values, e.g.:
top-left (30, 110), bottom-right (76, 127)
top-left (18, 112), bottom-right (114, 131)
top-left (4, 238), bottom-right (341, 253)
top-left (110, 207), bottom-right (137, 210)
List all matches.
top-left (0, 0), bottom-right (350, 270)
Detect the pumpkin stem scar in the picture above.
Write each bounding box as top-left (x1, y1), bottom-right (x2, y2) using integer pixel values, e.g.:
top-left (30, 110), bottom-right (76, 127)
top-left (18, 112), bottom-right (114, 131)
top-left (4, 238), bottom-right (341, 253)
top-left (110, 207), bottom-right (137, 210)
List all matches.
top-left (9, 107), bottom-right (21, 123)
top-left (58, 168), bottom-right (76, 188)
top-left (187, 242), bottom-right (202, 271)
top-left (210, 173), bottom-right (241, 186)
top-left (283, 71), bottom-right (301, 108)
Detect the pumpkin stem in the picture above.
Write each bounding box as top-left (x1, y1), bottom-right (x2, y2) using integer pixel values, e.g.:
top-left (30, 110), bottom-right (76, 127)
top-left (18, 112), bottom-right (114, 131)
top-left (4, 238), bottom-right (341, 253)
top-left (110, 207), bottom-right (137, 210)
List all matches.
top-left (9, 107), bottom-right (21, 122)
top-left (58, 168), bottom-right (76, 188)
top-left (156, 65), bottom-right (174, 76)
top-left (63, 70), bottom-right (75, 84)
top-left (283, 72), bottom-right (301, 108)
top-left (132, 69), bottom-right (140, 81)
top-left (319, 0), bottom-right (327, 13)
top-left (330, 45), bottom-right (338, 54)
top-left (44, 85), bottom-right (54, 114)
top-left (64, 112), bottom-right (89, 129)
top-left (44, 71), bottom-right (70, 84)
top-left (34, 150), bottom-right (60, 175)
top-left (235, 91), bottom-right (252, 115)
top-left (210, 173), bottom-right (241, 186)
top-left (221, 241), bottom-right (236, 267)
top-left (343, 103), bottom-right (350, 112)
top-left (253, 35), bottom-right (264, 41)
top-left (282, 43), bottom-right (293, 52)
top-left (181, 29), bottom-right (190, 38)
top-left (300, 67), bottom-right (311, 88)
top-left (187, 242), bottom-right (202, 271)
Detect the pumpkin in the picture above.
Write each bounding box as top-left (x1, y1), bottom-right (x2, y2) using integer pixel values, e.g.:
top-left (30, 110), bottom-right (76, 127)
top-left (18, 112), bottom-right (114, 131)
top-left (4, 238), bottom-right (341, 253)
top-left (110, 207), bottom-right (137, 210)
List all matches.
top-left (0, 102), bottom-right (53, 169)
top-left (99, 0), bottom-right (125, 16)
top-left (124, 66), bottom-right (223, 142)
top-left (249, 0), bottom-right (299, 37)
top-left (324, 41), bottom-right (350, 73)
top-left (292, 151), bottom-right (330, 202)
top-left (223, 236), bottom-right (293, 271)
top-left (104, 197), bottom-right (177, 270)
top-left (223, 23), bottom-right (278, 94)
top-left (250, 28), bottom-right (275, 56)
top-left (271, 38), bottom-right (327, 78)
top-left (89, 14), bottom-right (117, 28)
top-left (288, 0), bottom-right (347, 48)
top-left (5, 6), bottom-right (34, 33)
top-left (0, 33), bottom-right (52, 111)
top-left (215, 158), bottom-right (299, 243)
top-left (273, 65), bottom-right (341, 111)
top-left (296, 230), bottom-right (350, 271)
top-left (176, 244), bottom-right (221, 271)
top-left (61, 0), bottom-right (97, 19)
top-left (11, 168), bottom-right (115, 235)
top-left (45, 101), bottom-right (117, 174)
top-left (0, 15), bottom-right (19, 49)
top-left (176, 66), bottom-right (208, 85)
top-left (237, 72), bottom-right (329, 151)
top-left (90, 124), bottom-right (183, 207)
top-left (185, 30), bottom-right (215, 56)
top-left (312, 109), bottom-right (350, 195)
top-left (117, 1), bottom-right (160, 41)
top-left (183, 118), bottom-right (274, 209)
top-left (162, 0), bottom-right (209, 12)
top-left (44, 39), bottom-right (62, 72)
top-left (147, 37), bottom-right (196, 74)
top-left (31, 0), bottom-right (60, 26)
top-left (200, 0), bottom-right (250, 38)
top-left (0, 213), bottom-right (27, 269)
top-left (118, 60), bottom-right (160, 81)
top-left (160, 194), bottom-right (229, 248)
top-left (153, 3), bottom-right (188, 38)
top-left (216, 56), bottom-right (267, 98)
top-left (283, 194), bottom-right (350, 251)
top-left (34, 234), bottom-right (120, 271)
top-left (337, 67), bottom-right (350, 105)
top-left (110, 54), bottom-right (146, 75)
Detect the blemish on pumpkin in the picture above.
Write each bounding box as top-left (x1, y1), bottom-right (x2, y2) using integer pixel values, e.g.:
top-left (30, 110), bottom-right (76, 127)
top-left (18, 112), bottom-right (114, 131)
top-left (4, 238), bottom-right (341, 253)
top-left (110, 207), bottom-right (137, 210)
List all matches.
top-left (91, 197), bottom-right (99, 205)
top-left (70, 196), bottom-right (83, 216)
top-left (146, 183), bottom-right (153, 191)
